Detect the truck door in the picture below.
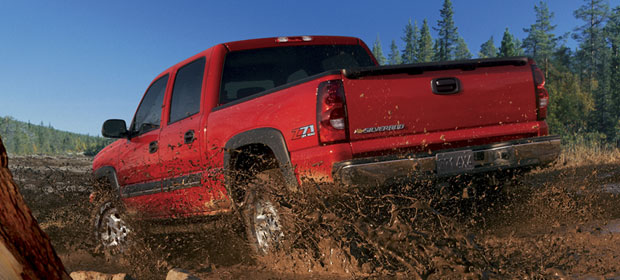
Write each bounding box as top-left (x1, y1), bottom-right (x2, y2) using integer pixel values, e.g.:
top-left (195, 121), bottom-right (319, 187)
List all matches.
top-left (158, 57), bottom-right (218, 216)
top-left (116, 74), bottom-right (168, 215)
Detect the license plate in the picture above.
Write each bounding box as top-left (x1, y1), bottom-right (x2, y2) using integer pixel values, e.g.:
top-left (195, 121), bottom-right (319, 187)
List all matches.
top-left (436, 150), bottom-right (474, 176)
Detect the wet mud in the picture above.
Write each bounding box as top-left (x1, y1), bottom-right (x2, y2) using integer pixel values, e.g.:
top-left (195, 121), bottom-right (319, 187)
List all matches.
top-left (7, 153), bottom-right (620, 279)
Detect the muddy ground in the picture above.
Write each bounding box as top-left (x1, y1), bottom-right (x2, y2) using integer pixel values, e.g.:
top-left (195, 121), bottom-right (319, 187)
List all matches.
top-left (7, 150), bottom-right (620, 279)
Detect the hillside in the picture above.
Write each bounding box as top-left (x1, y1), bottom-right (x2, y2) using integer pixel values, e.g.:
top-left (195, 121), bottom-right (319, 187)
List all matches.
top-left (0, 116), bottom-right (110, 156)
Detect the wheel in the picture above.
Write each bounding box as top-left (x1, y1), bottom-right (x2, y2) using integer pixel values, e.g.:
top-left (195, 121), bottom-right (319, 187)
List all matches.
top-left (93, 200), bottom-right (130, 253)
top-left (238, 169), bottom-right (292, 255)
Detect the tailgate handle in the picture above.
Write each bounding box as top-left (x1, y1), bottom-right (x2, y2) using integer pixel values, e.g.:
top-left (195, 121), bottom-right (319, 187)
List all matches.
top-left (432, 77), bottom-right (461, 95)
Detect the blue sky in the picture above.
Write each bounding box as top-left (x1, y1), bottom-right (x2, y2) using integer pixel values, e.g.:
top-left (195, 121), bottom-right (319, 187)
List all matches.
top-left (1, 0), bottom-right (618, 136)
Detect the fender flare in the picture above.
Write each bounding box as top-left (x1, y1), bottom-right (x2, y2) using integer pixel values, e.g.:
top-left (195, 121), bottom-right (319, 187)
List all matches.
top-left (93, 166), bottom-right (121, 191)
top-left (224, 127), bottom-right (298, 189)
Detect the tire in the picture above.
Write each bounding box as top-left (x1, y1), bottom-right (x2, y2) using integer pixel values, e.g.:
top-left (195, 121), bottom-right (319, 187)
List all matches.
top-left (92, 188), bottom-right (131, 254)
top-left (238, 169), bottom-right (292, 255)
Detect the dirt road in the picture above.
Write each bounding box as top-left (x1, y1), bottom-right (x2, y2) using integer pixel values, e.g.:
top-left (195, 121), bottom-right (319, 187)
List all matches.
top-left (7, 149), bottom-right (620, 279)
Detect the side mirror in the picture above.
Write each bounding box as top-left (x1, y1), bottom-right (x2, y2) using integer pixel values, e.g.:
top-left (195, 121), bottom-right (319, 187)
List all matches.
top-left (102, 119), bottom-right (128, 138)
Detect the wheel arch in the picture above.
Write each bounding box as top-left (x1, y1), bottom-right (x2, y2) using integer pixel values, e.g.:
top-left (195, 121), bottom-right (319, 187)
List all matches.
top-left (93, 166), bottom-right (121, 191)
top-left (223, 127), bottom-right (298, 189)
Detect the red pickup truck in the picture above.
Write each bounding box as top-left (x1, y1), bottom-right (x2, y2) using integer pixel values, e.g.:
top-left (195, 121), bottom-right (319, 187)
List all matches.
top-left (92, 35), bottom-right (561, 254)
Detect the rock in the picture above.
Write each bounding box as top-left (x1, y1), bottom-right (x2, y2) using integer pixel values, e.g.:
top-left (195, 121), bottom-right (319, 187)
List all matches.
top-left (166, 268), bottom-right (200, 280)
top-left (70, 271), bottom-right (133, 280)
top-left (0, 135), bottom-right (71, 279)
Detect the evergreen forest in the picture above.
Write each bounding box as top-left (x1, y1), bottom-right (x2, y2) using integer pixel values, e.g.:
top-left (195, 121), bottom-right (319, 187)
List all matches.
top-left (0, 116), bottom-right (111, 156)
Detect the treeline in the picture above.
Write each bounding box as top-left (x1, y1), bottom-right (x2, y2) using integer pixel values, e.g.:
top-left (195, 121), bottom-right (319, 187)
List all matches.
top-left (372, 0), bottom-right (620, 144)
top-left (0, 116), bottom-right (111, 156)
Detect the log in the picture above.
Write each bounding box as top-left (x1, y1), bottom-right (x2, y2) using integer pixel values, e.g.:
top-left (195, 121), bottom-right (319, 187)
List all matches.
top-left (0, 136), bottom-right (71, 279)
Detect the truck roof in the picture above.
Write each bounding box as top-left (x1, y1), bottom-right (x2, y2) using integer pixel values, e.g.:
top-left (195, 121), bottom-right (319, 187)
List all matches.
top-left (151, 35), bottom-right (365, 85)
top-left (223, 35), bottom-right (362, 51)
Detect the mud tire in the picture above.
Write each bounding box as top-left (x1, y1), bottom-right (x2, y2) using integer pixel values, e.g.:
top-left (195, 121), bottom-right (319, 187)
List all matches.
top-left (91, 186), bottom-right (130, 255)
top-left (239, 169), bottom-right (293, 256)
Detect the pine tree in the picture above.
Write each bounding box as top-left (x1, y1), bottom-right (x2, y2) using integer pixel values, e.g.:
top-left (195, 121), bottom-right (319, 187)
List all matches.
top-left (432, 39), bottom-right (442, 62)
top-left (401, 19), bottom-right (417, 64)
top-left (513, 37), bottom-right (525, 56)
top-left (479, 36), bottom-right (497, 58)
top-left (372, 35), bottom-right (387, 65)
top-left (523, 1), bottom-right (558, 74)
top-left (498, 28), bottom-right (519, 57)
top-left (434, 0), bottom-right (459, 61)
top-left (573, 0), bottom-right (611, 135)
top-left (605, 6), bottom-right (620, 140)
top-left (454, 37), bottom-right (472, 60)
top-left (417, 19), bottom-right (434, 62)
top-left (573, 0), bottom-right (610, 90)
top-left (552, 45), bottom-right (575, 73)
top-left (388, 40), bottom-right (402, 65)
top-left (412, 21), bottom-right (420, 62)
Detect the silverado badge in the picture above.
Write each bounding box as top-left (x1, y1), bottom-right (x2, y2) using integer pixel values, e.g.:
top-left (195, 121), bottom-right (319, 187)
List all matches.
top-left (354, 124), bottom-right (405, 134)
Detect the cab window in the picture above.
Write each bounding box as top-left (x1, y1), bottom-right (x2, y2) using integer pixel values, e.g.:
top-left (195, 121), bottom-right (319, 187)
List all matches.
top-left (131, 74), bottom-right (168, 135)
top-left (169, 57), bottom-right (206, 123)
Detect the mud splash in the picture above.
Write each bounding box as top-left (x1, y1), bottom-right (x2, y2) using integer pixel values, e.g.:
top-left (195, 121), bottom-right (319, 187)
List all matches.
top-left (8, 154), bottom-right (620, 279)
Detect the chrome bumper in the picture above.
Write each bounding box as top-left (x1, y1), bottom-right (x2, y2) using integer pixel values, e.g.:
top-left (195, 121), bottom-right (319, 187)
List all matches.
top-left (333, 136), bottom-right (561, 186)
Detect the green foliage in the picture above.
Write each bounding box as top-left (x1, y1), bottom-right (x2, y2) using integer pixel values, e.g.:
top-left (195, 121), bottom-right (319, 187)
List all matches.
top-left (388, 40), bottom-right (402, 65)
top-left (434, 0), bottom-right (459, 61)
top-left (498, 28), bottom-right (520, 57)
top-left (432, 39), bottom-right (442, 62)
top-left (372, 35), bottom-right (387, 65)
top-left (607, 7), bottom-right (620, 141)
top-left (0, 116), bottom-right (111, 156)
top-left (417, 19), bottom-right (434, 62)
top-left (513, 37), bottom-right (525, 55)
top-left (479, 36), bottom-right (497, 58)
top-left (573, 0), bottom-right (615, 138)
top-left (573, 0), bottom-right (609, 82)
top-left (454, 36), bottom-right (472, 59)
top-left (546, 69), bottom-right (594, 136)
top-left (523, 1), bottom-right (557, 73)
top-left (401, 19), bottom-right (417, 64)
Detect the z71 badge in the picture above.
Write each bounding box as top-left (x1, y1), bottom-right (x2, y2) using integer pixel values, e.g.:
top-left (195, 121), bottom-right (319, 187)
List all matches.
top-left (292, 124), bottom-right (315, 140)
top-left (354, 124), bottom-right (405, 134)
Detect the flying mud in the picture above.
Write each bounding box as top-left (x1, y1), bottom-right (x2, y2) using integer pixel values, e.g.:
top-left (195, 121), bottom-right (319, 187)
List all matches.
top-left (8, 149), bottom-right (620, 279)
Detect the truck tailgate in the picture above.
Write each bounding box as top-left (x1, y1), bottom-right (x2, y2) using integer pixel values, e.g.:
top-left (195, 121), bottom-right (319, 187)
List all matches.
top-left (343, 60), bottom-right (537, 142)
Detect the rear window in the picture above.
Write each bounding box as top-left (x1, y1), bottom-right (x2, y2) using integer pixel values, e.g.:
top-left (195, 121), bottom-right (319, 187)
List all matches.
top-left (219, 45), bottom-right (374, 105)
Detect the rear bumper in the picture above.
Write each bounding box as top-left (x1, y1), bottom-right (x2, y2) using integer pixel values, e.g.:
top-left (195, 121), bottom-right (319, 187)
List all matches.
top-left (332, 136), bottom-right (561, 186)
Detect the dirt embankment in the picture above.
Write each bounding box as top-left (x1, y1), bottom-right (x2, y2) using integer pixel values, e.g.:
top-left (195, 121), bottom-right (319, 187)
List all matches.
top-left (8, 149), bottom-right (620, 279)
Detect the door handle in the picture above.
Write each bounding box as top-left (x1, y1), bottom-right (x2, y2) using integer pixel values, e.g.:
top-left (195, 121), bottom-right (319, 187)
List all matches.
top-left (184, 130), bottom-right (195, 144)
top-left (432, 77), bottom-right (461, 95)
top-left (149, 141), bottom-right (158, 154)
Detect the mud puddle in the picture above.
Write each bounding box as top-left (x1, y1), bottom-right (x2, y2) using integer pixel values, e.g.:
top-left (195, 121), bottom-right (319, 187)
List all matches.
top-left (7, 154), bottom-right (620, 279)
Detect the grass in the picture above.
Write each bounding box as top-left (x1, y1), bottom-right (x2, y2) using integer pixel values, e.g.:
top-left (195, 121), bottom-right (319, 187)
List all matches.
top-left (556, 140), bottom-right (620, 167)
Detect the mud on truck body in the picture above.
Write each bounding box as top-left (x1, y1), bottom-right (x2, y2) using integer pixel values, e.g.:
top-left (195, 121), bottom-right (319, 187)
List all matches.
top-left (92, 35), bottom-right (561, 254)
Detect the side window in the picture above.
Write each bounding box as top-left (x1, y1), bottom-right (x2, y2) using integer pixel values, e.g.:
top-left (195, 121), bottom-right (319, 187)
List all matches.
top-left (169, 57), bottom-right (205, 124)
top-left (132, 75), bottom-right (168, 135)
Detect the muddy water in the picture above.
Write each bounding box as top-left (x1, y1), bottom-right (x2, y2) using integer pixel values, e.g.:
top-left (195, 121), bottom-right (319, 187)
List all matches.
top-left (8, 155), bottom-right (620, 279)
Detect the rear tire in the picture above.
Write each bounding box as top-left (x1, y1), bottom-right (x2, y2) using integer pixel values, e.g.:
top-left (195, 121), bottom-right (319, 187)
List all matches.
top-left (238, 169), bottom-right (292, 255)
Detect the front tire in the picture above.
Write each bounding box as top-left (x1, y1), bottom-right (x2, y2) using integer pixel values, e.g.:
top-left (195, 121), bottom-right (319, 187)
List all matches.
top-left (92, 197), bottom-right (130, 253)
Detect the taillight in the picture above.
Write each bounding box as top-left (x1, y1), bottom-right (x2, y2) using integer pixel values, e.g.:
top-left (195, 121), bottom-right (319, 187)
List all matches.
top-left (317, 80), bottom-right (348, 145)
top-left (532, 64), bottom-right (548, 120)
